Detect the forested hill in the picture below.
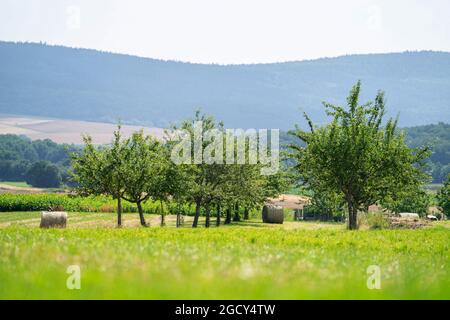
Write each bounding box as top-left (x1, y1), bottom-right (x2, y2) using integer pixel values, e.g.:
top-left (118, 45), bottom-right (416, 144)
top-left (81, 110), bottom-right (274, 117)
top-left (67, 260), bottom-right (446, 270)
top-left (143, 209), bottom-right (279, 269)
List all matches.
top-left (1, 41), bottom-right (450, 129)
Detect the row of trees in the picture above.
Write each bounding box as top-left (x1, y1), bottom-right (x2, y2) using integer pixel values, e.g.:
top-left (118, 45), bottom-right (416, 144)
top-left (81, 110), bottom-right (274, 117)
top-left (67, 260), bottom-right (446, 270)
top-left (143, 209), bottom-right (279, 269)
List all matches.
top-left (72, 113), bottom-right (290, 228)
top-left (73, 82), bottom-right (440, 230)
top-left (0, 159), bottom-right (64, 188)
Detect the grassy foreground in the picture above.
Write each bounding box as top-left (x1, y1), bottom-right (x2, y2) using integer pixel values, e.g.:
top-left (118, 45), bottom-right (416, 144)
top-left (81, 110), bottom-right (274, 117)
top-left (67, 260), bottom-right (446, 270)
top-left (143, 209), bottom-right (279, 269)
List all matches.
top-left (0, 212), bottom-right (449, 299)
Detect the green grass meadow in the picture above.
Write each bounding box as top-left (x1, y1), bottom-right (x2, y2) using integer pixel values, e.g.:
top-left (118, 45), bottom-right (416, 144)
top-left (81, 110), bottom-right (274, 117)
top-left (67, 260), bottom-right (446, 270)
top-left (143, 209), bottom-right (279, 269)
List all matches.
top-left (0, 212), bottom-right (449, 299)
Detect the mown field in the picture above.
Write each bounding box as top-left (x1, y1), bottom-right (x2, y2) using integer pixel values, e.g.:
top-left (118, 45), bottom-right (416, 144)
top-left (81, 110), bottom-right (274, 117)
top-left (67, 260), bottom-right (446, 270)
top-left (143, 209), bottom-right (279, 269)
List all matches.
top-left (0, 211), bottom-right (449, 300)
top-left (0, 114), bottom-right (164, 144)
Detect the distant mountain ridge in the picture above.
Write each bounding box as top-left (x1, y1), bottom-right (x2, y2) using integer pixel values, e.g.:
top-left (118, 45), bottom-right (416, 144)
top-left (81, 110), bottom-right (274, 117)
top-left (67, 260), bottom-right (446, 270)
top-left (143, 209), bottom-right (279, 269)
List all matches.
top-left (0, 41), bottom-right (449, 129)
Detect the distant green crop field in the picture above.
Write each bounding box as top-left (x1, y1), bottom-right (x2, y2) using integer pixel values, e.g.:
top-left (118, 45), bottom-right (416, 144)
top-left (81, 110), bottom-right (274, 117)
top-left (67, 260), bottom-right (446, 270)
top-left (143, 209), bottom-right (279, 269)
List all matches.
top-left (0, 193), bottom-right (223, 216)
top-left (0, 181), bottom-right (32, 188)
top-left (0, 212), bottom-right (448, 299)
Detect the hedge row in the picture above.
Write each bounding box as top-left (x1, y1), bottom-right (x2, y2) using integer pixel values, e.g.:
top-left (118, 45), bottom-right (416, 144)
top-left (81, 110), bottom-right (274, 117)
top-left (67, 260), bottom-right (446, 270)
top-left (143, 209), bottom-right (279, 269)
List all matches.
top-left (0, 193), bottom-right (265, 218)
top-left (0, 193), bottom-right (196, 215)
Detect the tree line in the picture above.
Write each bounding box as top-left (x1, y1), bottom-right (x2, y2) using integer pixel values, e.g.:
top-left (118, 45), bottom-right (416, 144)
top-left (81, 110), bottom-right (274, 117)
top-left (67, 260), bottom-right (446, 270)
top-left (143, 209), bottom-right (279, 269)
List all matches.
top-left (71, 82), bottom-right (445, 230)
top-left (71, 112), bottom-right (291, 228)
top-left (0, 135), bottom-right (77, 187)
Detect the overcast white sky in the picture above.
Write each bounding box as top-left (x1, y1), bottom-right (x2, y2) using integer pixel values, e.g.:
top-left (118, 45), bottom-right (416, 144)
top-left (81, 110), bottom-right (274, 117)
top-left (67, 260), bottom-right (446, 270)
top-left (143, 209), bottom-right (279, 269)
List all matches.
top-left (1, 0), bottom-right (449, 64)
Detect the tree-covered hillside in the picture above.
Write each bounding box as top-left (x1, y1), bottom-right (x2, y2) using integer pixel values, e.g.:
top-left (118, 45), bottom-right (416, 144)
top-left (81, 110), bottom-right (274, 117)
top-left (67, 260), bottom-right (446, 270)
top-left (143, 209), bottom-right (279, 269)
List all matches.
top-left (0, 134), bottom-right (78, 187)
top-left (1, 41), bottom-right (449, 129)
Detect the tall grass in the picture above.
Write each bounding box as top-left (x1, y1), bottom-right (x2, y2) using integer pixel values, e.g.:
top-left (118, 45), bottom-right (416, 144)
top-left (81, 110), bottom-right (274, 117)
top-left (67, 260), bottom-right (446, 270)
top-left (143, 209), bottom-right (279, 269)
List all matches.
top-left (0, 223), bottom-right (448, 299)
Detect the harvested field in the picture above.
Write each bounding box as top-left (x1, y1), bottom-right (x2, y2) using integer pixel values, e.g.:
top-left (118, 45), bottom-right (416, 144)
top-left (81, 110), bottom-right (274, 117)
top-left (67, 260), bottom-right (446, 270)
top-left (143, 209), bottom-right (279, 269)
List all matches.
top-left (0, 114), bottom-right (164, 144)
top-left (0, 183), bottom-right (47, 194)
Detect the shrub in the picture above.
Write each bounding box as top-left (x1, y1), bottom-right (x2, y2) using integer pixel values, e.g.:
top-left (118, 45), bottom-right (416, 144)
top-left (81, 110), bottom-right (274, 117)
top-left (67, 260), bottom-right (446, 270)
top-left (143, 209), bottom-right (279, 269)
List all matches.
top-left (362, 212), bottom-right (391, 230)
top-left (25, 161), bottom-right (62, 188)
top-left (48, 204), bottom-right (65, 212)
top-left (99, 204), bottom-right (115, 213)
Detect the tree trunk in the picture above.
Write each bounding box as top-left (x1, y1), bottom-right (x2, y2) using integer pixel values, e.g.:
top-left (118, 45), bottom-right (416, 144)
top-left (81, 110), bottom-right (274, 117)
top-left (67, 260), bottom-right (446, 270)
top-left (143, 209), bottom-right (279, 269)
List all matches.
top-left (225, 207), bottom-right (232, 224)
top-left (347, 201), bottom-right (358, 230)
top-left (176, 212), bottom-right (181, 227)
top-left (243, 207), bottom-right (249, 220)
top-left (117, 193), bottom-right (122, 227)
top-left (137, 201), bottom-right (148, 227)
top-left (233, 202), bottom-right (240, 221)
top-left (176, 203), bottom-right (183, 227)
top-left (192, 200), bottom-right (201, 228)
top-left (205, 202), bottom-right (210, 228)
top-left (352, 205), bottom-right (358, 229)
top-left (294, 209), bottom-right (302, 221)
top-left (216, 204), bottom-right (221, 226)
top-left (160, 201), bottom-right (165, 227)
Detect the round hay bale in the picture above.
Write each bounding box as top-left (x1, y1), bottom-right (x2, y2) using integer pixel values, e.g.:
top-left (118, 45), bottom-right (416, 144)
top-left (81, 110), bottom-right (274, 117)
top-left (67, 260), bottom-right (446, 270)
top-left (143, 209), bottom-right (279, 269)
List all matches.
top-left (399, 212), bottom-right (420, 220)
top-left (262, 205), bottom-right (284, 224)
top-left (40, 211), bottom-right (67, 228)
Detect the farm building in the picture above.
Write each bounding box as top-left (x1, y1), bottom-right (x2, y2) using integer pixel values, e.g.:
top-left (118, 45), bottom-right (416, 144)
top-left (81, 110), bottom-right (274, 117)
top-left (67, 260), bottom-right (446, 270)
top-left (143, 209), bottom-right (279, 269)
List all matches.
top-left (266, 194), bottom-right (346, 222)
top-left (265, 194), bottom-right (310, 221)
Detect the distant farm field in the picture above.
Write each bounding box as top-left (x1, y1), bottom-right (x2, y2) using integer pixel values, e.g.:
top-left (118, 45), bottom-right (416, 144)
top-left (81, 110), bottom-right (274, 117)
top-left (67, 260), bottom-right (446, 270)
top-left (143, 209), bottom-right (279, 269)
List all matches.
top-left (0, 212), bottom-right (448, 299)
top-left (0, 114), bottom-right (163, 144)
top-left (0, 182), bottom-right (59, 194)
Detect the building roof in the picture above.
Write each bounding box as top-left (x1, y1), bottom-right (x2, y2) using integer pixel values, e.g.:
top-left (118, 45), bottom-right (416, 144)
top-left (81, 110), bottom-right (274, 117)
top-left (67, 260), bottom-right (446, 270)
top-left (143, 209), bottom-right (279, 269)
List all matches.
top-left (266, 194), bottom-right (310, 209)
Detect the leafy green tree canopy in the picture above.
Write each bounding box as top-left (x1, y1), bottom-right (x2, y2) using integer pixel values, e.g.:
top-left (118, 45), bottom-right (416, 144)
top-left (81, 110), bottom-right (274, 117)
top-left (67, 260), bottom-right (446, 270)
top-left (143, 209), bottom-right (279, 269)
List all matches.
top-left (25, 160), bottom-right (62, 188)
top-left (289, 81), bottom-right (430, 229)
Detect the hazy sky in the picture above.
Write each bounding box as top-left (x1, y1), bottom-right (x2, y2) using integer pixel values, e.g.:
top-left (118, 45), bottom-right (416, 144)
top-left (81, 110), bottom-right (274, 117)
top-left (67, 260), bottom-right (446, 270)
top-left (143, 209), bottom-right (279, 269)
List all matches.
top-left (1, 0), bottom-right (449, 64)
